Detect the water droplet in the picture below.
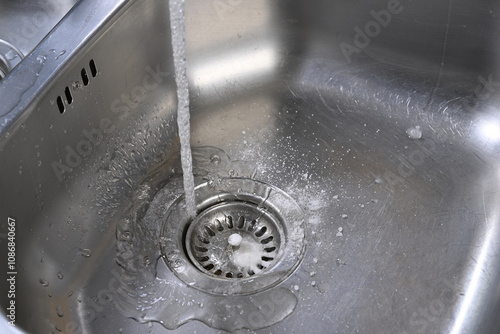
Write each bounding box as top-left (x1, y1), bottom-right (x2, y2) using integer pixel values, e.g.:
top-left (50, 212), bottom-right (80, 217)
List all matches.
top-left (79, 248), bottom-right (92, 258)
top-left (36, 55), bottom-right (47, 64)
top-left (172, 259), bottom-right (184, 269)
top-left (55, 50), bottom-right (66, 60)
top-left (57, 271), bottom-right (64, 279)
top-left (210, 154), bottom-right (221, 164)
top-left (341, 214), bottom-right (348, 219)
top-left (293, 285), bottom-right (300, 291)
top-left (56, 305), bottom-right (64, 317)
top-left (317, 282), bottom-right (327, 293)
top-left (406, 126), bottom-right (422, 139)
top-left (39, 278), bottom-right (49, 287)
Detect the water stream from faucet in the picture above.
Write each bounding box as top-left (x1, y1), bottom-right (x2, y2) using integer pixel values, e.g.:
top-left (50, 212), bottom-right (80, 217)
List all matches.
top-left (169, 0), bottom-right (196, 219)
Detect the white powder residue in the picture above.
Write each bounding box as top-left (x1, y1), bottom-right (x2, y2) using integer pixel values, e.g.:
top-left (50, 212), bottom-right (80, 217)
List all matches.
top-left (232, 238), bottom-right (265, 273)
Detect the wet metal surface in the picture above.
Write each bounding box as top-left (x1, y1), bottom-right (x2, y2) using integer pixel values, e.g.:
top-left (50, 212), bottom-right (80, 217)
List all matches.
top-left (1, 0), bottom-right (500, 333)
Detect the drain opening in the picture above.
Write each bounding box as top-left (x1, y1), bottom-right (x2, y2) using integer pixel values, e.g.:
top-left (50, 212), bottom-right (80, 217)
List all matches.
top-left (161, 177), bottom-right (305, 296)
top-left (186, 201), bottom-right (281, 280)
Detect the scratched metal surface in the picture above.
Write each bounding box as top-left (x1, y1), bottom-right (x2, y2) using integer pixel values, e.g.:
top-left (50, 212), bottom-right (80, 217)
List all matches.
top-left (1, 0), bottom-right (500, 333)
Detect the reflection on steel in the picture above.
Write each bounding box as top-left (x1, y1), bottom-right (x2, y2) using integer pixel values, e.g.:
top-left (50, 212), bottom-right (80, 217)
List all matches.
top-left (1, 0), bottom-right (500, 333)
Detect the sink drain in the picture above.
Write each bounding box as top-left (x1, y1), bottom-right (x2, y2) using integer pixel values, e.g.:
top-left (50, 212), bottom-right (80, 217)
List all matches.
top-left (160, 177), bottom-right (306, 296)
top-left (187, 201), bottom-right (282, 279)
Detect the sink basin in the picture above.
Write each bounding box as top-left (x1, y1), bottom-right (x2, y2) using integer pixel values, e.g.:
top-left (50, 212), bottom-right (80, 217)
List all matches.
top-left (1, 0), bottom-right (500, 333)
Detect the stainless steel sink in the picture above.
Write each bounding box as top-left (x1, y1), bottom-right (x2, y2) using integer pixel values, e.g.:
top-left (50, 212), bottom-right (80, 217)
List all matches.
top-left (0, 0), bottom-right (80, 80)
top-left (1, 0), bottom-right (500, 333)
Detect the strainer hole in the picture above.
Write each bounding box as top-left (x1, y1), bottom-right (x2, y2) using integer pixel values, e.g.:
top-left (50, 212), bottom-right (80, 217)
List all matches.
top-left (248, 220), bottom-right (257, 231)
top-left (264, 247), bottom-right (276, 253)
top-left (204, 264), bottom-right (215, 270)
top-left (204, 226), bottom-right (216, 237)
top-left (215, 219), bottom-right (224, 231)
top-left (236, 273), bottom-right (244, 278)
top-left (237, 216), bottom-right (245, 228)
top-left (227, 216), bottom-right (234, 229)
top-left (214, 270), bottom-right (223, 276)
top-left (248, 270), bottom-right (255, 276)
top-left (195, 246), bottom-right (208, 253)
top-left (255, 226), bottom-right (267, 237)
top-left (257, 264), bottom-right (265, 270)
top-left (226, 272), bottom-right (233, 278)
top-left (261, 236), bottom-right (274, 244)
top-left (262, 256), bottom-right (274, 262)
top-left (197, 256), bottom-right (210, 262)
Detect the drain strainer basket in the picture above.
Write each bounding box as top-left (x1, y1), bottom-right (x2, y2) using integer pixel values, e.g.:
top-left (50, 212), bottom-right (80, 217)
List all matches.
top-left (186, 201), bottom-right (283, 279)
top-left (161, 177), bottom-right (306, 296)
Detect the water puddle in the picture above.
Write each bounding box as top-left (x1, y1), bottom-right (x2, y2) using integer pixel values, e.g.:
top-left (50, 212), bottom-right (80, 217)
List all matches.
top-left (112, 146), bottom-right (300, 331)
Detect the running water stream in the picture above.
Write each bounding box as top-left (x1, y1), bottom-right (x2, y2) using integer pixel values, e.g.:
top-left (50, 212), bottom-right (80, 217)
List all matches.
top-left (169, 0), bottom-right (196, 219)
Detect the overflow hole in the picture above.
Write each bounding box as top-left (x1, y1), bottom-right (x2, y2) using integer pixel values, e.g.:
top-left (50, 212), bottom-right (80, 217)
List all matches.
top-left (89, 59), bottom-right (98, 77)
top-left (57, 96), bottom-right (65, 114)
top-left (81, 68), bottom-right (89, 86)
top-left (64, 86), bottom-right (73, 104)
